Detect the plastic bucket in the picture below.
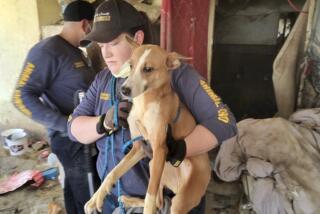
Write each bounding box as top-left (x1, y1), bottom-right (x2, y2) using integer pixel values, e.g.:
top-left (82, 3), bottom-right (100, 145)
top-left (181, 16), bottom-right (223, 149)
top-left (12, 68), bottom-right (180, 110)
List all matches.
top-left (1, 128), bottom-right (26, 150)
top-left (6, 131), bottom-right (29, 156)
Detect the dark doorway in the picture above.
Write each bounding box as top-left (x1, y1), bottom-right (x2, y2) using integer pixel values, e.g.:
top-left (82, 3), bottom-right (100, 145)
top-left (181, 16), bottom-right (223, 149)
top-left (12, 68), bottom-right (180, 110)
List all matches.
top-left (211, 0), bottom-right (303, 121)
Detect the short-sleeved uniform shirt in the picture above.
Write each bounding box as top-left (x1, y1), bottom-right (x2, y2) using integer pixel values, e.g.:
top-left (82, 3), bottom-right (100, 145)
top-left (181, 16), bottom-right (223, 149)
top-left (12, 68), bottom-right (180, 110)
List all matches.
top-left (68, 63), bottom-right (237, 198)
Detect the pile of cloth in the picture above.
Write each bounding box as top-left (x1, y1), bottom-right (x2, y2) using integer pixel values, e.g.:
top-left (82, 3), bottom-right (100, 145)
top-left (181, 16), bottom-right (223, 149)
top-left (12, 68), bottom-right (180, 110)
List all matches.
top-left (214, 108), bottom-right (320, 214)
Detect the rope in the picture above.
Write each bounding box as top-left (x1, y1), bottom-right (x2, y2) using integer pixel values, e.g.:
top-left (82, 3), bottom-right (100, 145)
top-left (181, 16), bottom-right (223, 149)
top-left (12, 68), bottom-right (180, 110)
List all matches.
top-left (101, 77), bottom-right (126, 214)
top-left (121, 136), bottom-right (144, 154)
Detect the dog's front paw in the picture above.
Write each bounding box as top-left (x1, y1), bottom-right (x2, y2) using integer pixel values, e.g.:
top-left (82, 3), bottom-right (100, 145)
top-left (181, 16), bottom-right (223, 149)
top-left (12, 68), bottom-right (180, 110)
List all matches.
top-left (102, 173), bottom-right (116, 195)
top-left (143, 193), bottom-right (157, 214)
top-left (84, 193), bottom-right (101, 214)
top-left (84, 174), bottom-right (116, 213)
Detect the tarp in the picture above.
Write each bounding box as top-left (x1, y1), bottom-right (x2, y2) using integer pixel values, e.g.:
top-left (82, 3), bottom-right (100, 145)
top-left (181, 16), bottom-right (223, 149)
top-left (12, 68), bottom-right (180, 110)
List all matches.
top-left (273, 1), bottom-right (310, 118)
top-left (215, 108), bottom-right (320, 213)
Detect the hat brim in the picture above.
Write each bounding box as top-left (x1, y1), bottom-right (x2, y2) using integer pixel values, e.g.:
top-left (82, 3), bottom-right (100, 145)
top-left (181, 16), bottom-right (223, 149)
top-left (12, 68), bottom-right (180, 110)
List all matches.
top-left (80, 28), bottom-right (122, 47)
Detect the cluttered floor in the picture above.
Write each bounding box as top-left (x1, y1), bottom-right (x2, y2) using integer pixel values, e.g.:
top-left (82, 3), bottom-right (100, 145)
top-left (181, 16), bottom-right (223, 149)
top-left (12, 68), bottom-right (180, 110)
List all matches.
top-left (4, 107), bottom-right (319, 214)
top-left (0, 131), bottom-right (242, 214)
top-left (0, 137), bottom-right (65, 214)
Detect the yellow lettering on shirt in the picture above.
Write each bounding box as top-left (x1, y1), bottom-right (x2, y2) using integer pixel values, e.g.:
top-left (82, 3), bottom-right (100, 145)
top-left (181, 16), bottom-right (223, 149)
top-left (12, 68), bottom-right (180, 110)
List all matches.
top-left (218, 108), bottom-right (230, 123)
top-left (100, 92), bottom-right (110, 101)
top-left (18, 62), bottom-right (35, 87)
top-left (199, 80), bottom-right (221, 107)
top-left (13, 89), bottom-right (32, 117)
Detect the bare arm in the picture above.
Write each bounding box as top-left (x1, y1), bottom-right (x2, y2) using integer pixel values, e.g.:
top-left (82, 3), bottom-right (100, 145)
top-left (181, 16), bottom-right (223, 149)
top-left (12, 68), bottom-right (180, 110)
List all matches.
top-left (185, 125), bottom-right (218, 157)
top-left (70, 115), bottom-right (104, 144)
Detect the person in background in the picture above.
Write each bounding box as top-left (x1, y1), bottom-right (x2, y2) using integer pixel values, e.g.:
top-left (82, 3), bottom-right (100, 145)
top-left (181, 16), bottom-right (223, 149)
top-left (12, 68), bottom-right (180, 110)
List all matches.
top-left (12, 1), bottom-right (100, 213)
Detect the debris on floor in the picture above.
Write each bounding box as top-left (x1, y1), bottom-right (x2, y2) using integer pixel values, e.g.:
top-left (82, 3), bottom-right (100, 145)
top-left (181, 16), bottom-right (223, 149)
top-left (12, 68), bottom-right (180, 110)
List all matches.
top-left (0, 131), bottom-right (65, 214)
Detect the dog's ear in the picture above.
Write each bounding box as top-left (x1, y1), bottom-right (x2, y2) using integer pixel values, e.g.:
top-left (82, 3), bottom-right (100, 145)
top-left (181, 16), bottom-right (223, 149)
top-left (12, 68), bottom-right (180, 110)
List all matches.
top-left (166, 52), bottom-right (192, 70)
top-left (125, 35), bottom-right (140, 49)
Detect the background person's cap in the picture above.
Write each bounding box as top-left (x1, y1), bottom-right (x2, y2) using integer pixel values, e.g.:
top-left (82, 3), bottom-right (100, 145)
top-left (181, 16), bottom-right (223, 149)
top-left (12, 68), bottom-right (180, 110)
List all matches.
top-left (80, 0), bottom-right (145, 47)
top-left (63, 0), bottom-right (95, 22)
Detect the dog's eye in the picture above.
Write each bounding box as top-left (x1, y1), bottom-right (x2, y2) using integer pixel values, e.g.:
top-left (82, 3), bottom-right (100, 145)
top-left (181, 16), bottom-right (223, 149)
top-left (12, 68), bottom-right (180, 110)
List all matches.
top-left (143, 66), bottom-right (154, 73)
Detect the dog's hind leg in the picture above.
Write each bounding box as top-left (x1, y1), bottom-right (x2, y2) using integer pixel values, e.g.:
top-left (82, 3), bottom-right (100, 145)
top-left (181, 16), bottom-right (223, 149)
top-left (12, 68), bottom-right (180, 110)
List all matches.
top-left (170, 185), bottom-right (204, 214)
top-left (120, 195), bottom-right (145, 208)
top-left (120, 183), bottom-right (165, 211)
top-left (170, 193), bottom-right (201, 214)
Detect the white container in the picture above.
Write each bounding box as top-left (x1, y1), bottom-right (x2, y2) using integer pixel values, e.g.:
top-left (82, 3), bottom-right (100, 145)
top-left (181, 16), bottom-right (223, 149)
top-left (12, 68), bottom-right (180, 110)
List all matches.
top-left (6, 131), bottom-right (29, 156)
top-left (1, 128), bottom-right (26, 150)
top-left (47, 153), bottom-right (59, 166)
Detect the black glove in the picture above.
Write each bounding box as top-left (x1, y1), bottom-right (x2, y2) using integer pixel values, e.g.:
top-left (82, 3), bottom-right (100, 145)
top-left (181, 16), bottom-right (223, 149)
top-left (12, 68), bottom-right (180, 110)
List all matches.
top-left (166, 126), bottom-right (186, 167)
top-left (117, 100), bottom-right (132, 128)
top-left (96, 101), bottom-right (132, 135)
top-left (104, 101), bottom-right (132, 130)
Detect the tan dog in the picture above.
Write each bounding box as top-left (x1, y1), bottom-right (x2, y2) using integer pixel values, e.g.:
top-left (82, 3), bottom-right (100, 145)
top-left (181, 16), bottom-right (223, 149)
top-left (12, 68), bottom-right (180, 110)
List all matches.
top-left (84, 44), bottom-right (211, 214)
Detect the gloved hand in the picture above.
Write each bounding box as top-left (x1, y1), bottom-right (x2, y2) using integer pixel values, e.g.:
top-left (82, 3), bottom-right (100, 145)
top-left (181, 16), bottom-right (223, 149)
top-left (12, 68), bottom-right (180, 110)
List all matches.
top-left (166, 126), bottom-right (186, 167)
top-left (104, 100), bottom-right (132, 130)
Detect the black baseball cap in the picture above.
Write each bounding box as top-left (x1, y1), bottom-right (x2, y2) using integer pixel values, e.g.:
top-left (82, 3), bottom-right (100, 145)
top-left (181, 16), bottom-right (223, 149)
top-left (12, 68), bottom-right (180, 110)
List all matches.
top-left (63, 0), bottom-right (95, 22)
top-left (80, 0), bottom-right (145, 47)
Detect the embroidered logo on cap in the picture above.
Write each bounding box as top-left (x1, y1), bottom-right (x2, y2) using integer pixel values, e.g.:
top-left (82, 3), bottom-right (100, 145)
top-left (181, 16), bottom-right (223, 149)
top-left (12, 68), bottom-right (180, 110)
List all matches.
top-left (94, 12), bottom-right (111, 22)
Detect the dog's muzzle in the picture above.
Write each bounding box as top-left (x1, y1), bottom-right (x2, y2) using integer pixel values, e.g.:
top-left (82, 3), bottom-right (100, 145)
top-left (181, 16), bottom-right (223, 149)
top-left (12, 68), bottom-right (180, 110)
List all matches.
top-left (121, 86), bottom-right (131, 97)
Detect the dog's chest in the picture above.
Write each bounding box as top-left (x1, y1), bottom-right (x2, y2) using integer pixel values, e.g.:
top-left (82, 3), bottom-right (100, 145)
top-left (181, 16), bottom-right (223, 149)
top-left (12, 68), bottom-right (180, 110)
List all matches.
top-left (130, 96), bottom-right (162, 138)
top-left (142, 102), bottom-right (161, 136)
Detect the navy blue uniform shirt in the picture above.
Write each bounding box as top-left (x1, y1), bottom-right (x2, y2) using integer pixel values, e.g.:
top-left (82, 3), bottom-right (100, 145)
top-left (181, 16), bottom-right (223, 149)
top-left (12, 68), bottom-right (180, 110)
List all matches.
top-left (67, 63), bottom-right (237, 198)
top-left (13, 35), bottom-right (95, 134)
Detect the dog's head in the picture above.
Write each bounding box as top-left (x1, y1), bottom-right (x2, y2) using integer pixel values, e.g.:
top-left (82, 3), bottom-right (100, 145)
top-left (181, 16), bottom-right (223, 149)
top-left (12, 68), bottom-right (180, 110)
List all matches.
top-left (121, 44), bottom-right (188, 99)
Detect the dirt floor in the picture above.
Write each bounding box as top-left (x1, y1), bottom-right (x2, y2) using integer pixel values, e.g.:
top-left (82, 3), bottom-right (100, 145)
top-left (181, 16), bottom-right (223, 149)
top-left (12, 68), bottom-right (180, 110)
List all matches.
top-left (205, 174), bottom-right (243, 214)
top-left (0, 137), bottom-right (243, 214)
top-left (0, 143), bottom-right (65, 214)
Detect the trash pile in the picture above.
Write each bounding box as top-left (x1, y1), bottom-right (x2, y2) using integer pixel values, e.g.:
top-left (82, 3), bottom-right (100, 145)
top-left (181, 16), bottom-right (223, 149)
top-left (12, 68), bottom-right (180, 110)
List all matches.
top-left (0, 128), bottom-right (65, 214)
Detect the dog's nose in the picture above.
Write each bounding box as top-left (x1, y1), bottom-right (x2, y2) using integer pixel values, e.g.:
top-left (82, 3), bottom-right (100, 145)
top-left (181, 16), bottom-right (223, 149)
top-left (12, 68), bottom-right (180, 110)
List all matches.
top-left (121, 86), bottom-right (131, 97)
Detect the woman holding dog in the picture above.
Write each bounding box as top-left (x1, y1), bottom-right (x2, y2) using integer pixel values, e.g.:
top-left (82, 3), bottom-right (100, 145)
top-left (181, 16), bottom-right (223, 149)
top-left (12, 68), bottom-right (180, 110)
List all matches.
top-left (67, 0), bottom-right (237, 213)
